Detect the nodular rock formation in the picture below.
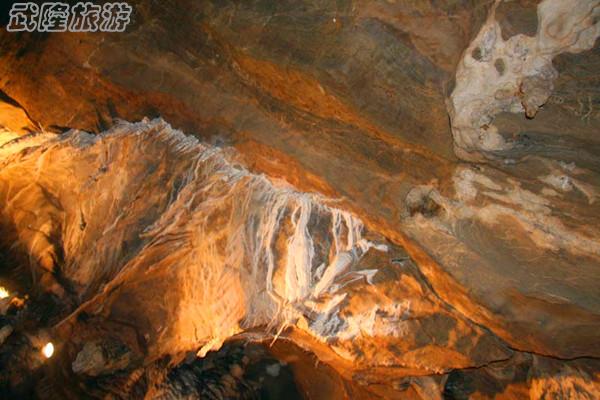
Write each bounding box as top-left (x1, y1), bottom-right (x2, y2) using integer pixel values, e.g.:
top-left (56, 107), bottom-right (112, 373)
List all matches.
top-left (0, 0), bottom-right (599, 398)
top-left (449, 0), bottom-right (600, 160)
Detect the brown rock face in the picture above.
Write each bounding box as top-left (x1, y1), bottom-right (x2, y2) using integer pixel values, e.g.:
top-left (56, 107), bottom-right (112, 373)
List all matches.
top-left (0, 0), bottom-right (599, 398)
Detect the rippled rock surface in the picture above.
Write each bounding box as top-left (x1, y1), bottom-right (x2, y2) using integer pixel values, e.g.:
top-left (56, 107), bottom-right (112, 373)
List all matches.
top-left (0, 0), bottom-right (599, 398)
top-left (0, 119), bottom-right (597, 398)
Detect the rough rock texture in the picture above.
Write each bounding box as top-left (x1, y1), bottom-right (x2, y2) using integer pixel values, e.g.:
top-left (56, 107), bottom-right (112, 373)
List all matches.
top-left (0, 94), bottom-right (35, 136)
top-left (0, 0), bottom-right (599, 398)
top-left (449, 0), bottom-right (600, 160)
top-left (0, 119), bottom-right (598, 398)
top-left (0, 120), bottom-right (510, 378)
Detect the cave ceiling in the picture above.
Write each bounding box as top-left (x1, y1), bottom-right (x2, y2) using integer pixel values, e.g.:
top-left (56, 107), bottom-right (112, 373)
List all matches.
top-left (0, 0), bottom-right (599, 398)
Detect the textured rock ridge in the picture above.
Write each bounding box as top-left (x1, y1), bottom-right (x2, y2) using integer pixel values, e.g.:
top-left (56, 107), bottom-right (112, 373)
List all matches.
top-left (0, 0), bottom-right (599, 398)
top-left (0, 119), bottom-right (509, 369)
top-left (1, 119), bottom-right (599, 398)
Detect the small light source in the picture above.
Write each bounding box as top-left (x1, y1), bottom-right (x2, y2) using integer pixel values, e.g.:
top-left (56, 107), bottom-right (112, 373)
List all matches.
top-left (0, 286), bottom-right (9, 299)
top-left (42, 342), bottom-right (54, 358)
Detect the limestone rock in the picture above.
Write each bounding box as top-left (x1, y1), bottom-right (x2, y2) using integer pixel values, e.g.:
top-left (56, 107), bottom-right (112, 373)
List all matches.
top-left (0, 0), bottom-right (599, 397)
top-left (448, 0), bottom-right (600, 160)
top-left (0, 120), bottom-right (510, 383)
top-left (72, 340), bottom-right (132, 377)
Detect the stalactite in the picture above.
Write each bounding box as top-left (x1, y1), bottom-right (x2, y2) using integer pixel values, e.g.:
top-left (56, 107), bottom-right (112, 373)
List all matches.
top-left (0, 119), bottom-right (388, 359)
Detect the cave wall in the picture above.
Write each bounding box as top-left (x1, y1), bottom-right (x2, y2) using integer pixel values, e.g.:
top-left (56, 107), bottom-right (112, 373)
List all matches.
top-left (1, 0), bottom-right (600, 398)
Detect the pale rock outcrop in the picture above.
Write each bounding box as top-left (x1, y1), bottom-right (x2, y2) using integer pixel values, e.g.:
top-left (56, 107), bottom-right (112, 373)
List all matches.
top-left (449, 0), bottom-right (600, 160)
top-left (0, 0), bottom-right (599, 397)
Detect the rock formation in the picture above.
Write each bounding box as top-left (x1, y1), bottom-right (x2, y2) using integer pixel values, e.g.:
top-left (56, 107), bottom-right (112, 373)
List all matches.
top-left (449, 0), bottom-right (600, 160)
top-left (0, 0), bottom-right (599, 398)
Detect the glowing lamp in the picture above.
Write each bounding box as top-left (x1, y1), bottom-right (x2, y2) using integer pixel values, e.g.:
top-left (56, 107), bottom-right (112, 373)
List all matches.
top-left (0, 286), bottom-right (9, 299)
top-left (42, 342), bottom-right (54, 358)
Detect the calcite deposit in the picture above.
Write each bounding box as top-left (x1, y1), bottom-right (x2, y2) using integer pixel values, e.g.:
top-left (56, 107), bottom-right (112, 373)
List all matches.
top-left (449, 0), bottom-right (600, 160)
top-left (0, 0), bottom-right (599, 398)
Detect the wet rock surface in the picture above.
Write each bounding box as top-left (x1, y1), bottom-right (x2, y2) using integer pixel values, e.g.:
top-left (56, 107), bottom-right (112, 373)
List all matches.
top-left (0, 0), bottom-right (599, 398)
